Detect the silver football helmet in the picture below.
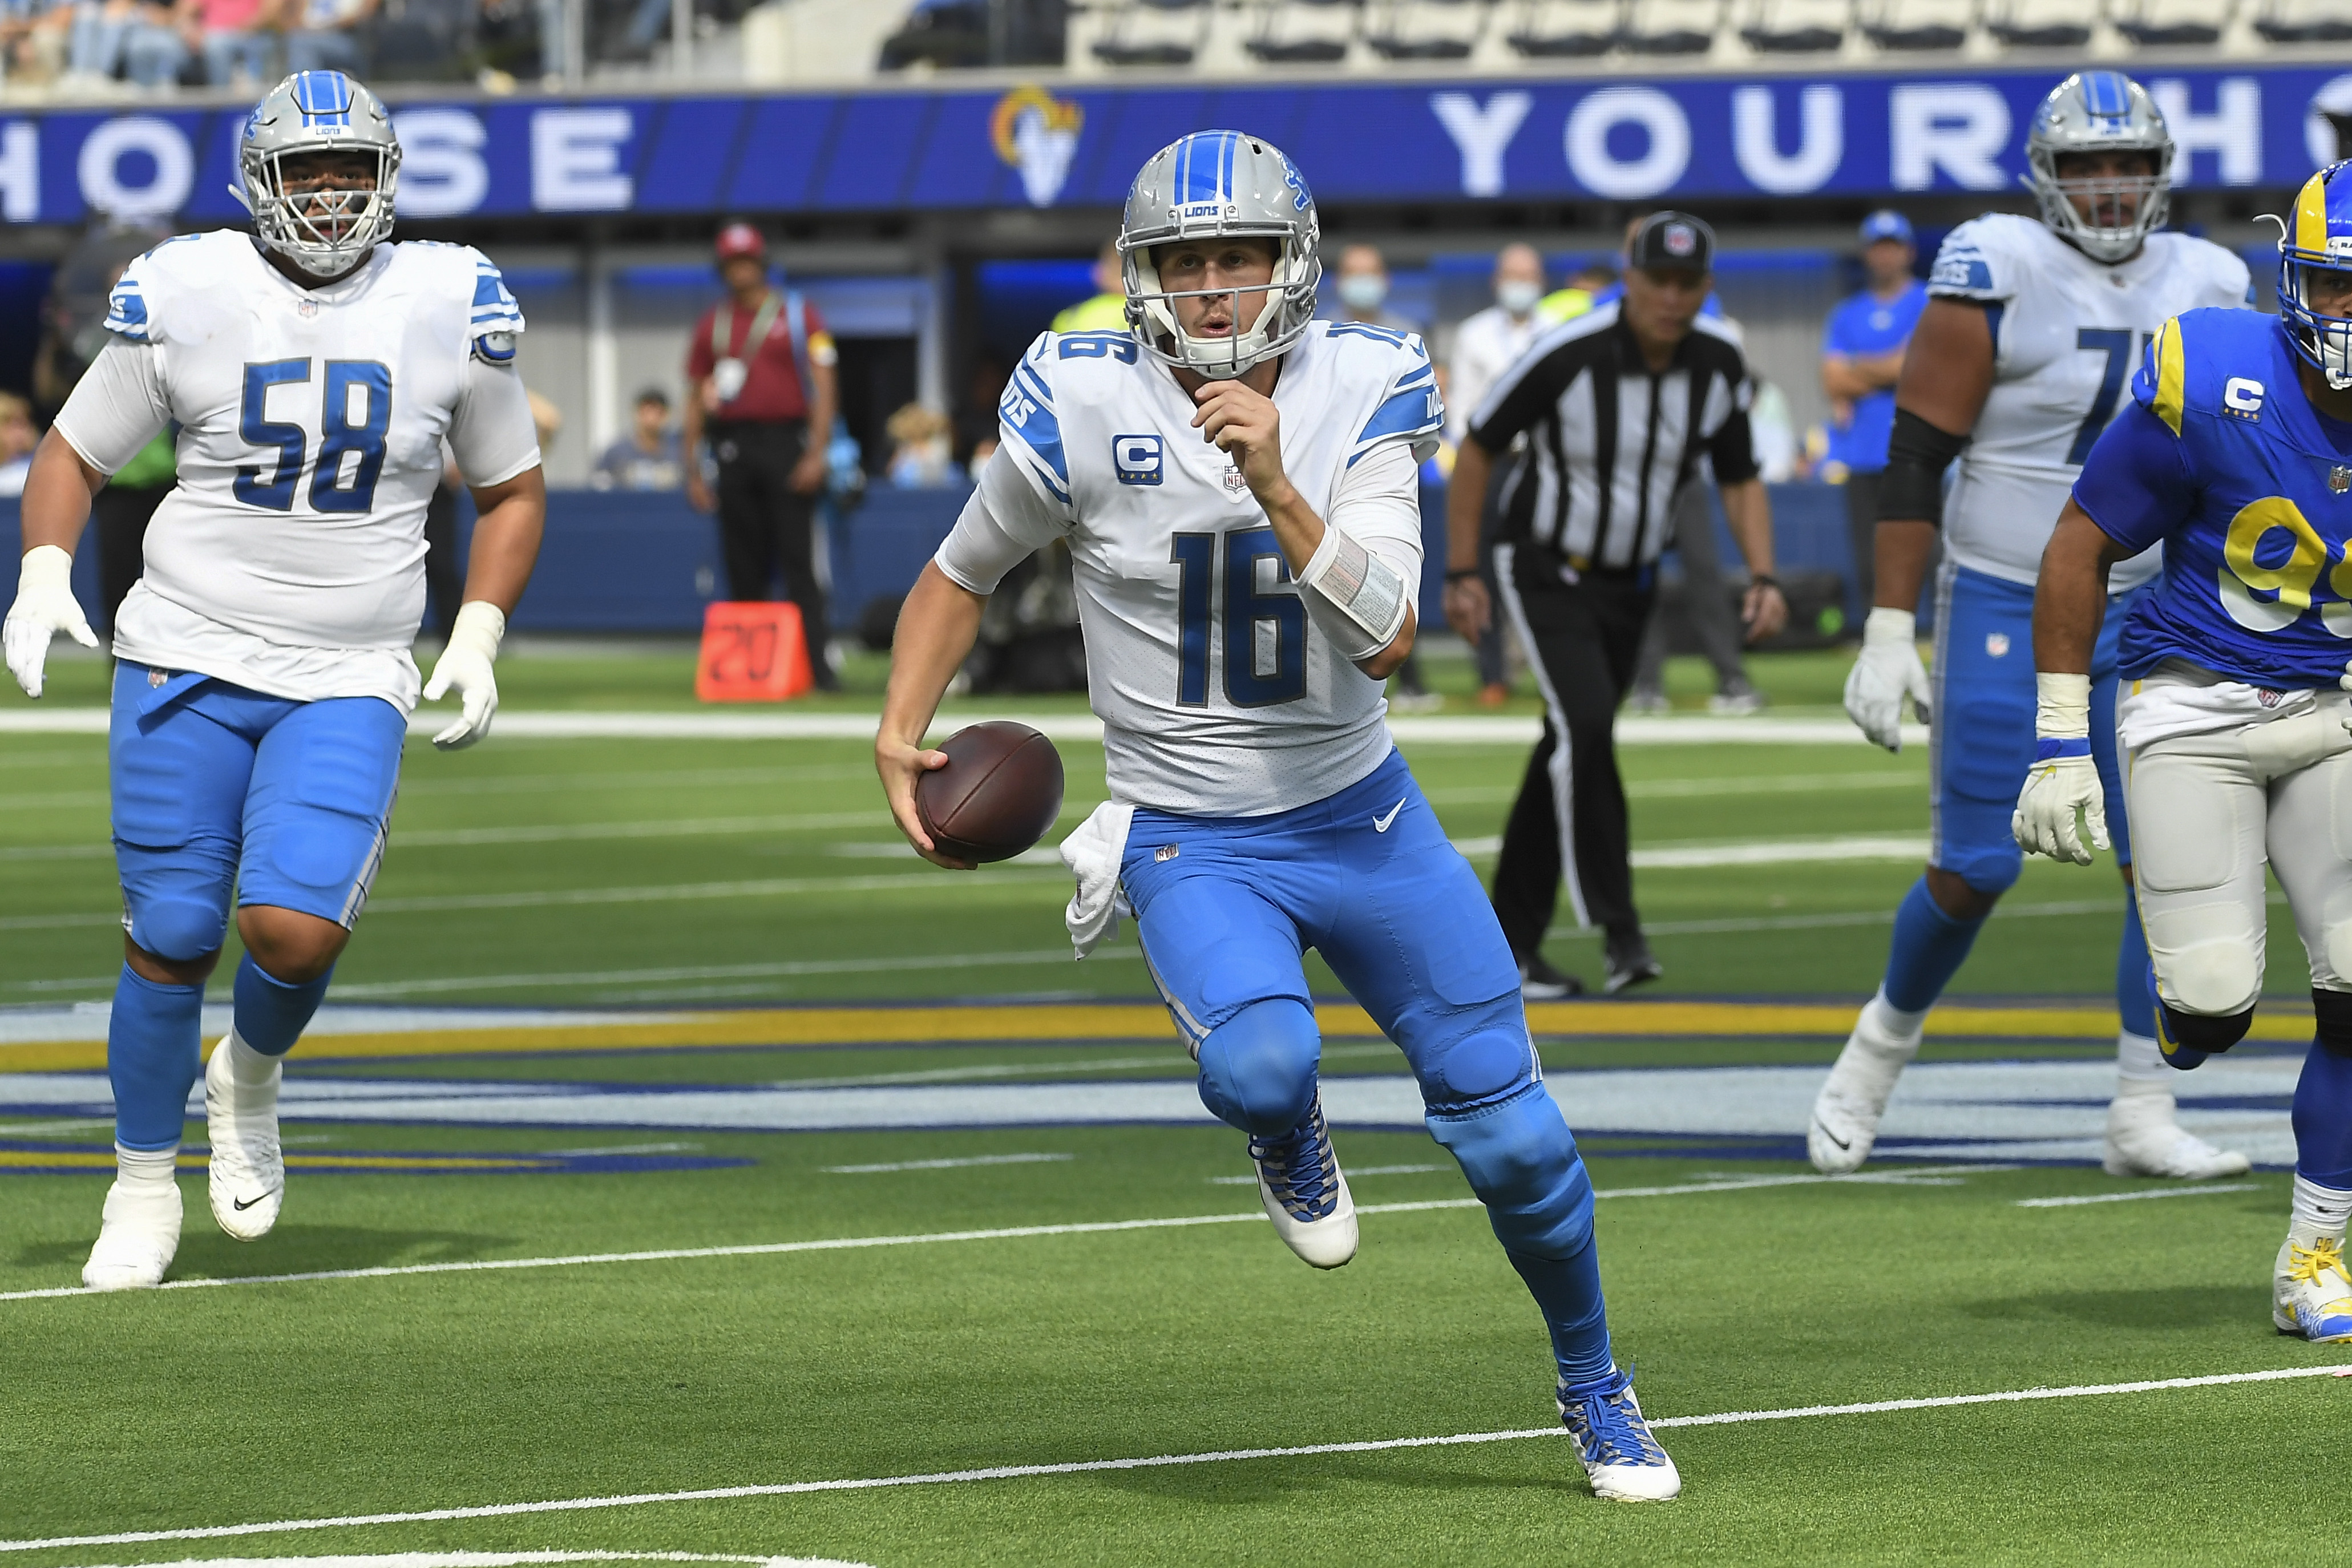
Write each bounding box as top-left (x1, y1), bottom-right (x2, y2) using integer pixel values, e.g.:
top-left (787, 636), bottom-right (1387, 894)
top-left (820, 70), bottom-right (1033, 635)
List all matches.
top-left (2023, 71), bottom-right (2173, 265)
top-left (1118, 131), bottom-right (1321, 380)
top-left (231, 70), bottom-right (401, 279)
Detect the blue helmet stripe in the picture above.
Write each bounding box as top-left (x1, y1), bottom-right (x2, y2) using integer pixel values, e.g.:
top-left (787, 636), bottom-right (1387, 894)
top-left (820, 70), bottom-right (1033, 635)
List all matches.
top-left (290, 70), bottom-right (353, 127)
top-left (1217, 130), bottom-right (1235, 204)
top-left (2081, 71), bottom-right (2131, 120)
top-left (1175, 131), bottom-right (1239, 207)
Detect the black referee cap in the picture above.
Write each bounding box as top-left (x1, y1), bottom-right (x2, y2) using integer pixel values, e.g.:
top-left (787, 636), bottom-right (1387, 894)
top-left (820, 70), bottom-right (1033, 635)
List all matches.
top-left (1626, 212), bottom-right (1715, 274)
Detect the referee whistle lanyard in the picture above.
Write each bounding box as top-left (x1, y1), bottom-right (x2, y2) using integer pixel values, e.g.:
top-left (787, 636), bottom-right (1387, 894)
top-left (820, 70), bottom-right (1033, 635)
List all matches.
top-left (709, 291), bottom-right (786, 406)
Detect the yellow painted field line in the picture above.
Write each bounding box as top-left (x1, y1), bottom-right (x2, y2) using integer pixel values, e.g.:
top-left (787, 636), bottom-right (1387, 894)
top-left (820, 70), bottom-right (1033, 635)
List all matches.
top-left (1, 997), bottom-right (2313, 1074)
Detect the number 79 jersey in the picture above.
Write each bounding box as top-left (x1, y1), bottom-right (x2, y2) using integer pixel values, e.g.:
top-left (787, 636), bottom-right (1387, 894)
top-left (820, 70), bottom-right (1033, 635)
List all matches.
top-left (2078, 307), bottom-right (2352, 689)
top-left (57, 229), bottom-right (539, 708)
top-left (983, 322), bottom-right (1441, 816)
top-left (1929, 213), bottom-right (2250, 591)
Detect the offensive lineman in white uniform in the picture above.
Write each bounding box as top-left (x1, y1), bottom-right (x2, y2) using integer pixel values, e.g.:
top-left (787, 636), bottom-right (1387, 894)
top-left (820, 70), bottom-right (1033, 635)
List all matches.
top-left (1816, 71), bottom-right (2252, 1178)
top-left (1, 71), bottom-right (545, 1289)
top-left (875, 131), bottom-right (1681, 1501)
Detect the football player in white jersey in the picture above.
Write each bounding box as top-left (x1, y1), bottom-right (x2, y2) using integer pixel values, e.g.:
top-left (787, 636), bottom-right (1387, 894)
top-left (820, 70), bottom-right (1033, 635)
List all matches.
top-left (1817, 71), bottom-right (2252, 1178)
top-left (0, 71), bottom-right (545, 1290)
top-left (875, 131), bottom-right (1680, 1502)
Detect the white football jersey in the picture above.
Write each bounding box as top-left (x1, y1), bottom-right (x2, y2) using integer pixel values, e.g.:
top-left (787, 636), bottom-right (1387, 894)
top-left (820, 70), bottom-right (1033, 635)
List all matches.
top-left (54, 230), bottom-right (540, 710)
top-left (945, 321), bottom-right (1441, 817)
top-left (1929, 213), bottom-right (2249, 589)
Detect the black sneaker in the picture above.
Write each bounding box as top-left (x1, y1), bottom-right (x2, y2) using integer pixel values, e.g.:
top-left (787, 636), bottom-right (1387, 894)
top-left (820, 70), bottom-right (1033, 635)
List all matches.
top-left (1603, 932), bottom-right (1662, 995)
top-left (1519, 955), bottom-right (1586, 1000)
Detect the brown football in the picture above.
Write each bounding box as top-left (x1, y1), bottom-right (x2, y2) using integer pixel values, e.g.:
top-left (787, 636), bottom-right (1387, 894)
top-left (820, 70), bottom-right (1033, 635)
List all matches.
top-left (914, 721), bottom-right (1066, 864)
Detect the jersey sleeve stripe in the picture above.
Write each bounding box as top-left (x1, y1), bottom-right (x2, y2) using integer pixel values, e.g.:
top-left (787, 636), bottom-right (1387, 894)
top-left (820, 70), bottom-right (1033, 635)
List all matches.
top-left (103, 287), bottom-right (149, 341)
top-left (1348, 386), bottom-right (1441, 467)
top-left (1012, 360), bottom-right (1055, 410)
top-left (2152, 317), bottom-right (2186, 435)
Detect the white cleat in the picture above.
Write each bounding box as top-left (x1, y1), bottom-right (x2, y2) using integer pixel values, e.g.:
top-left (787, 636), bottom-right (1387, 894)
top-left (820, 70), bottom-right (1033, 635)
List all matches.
top-left (1558, 1368), bottom-right (1681, 1501)
top-left (2102, 1090), bottom-right (2251, 1179)
top-left (2274, 1235), bottom-right (2352, 1343)
top-left (1248, 1097), bottom-right (1357, 1269)
top-left (1807, 999), bottom-right (1922, 1174)
top-left (205, 1034), bottom-right (284, 1240)
top-left (82, 1173), bottom-right (182, 1291)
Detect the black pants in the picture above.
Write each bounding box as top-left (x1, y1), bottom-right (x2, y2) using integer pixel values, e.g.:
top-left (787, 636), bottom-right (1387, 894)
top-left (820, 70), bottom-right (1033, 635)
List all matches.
top-left (712, 418), bottom-right (830, 684)
top-left (92, 482), bottom-right (171, 636)
top-left (1843, 468), bottom-right (1881, 620)
top-left (1488, 542), bottom-right (1654, 957)
top-left (423, 481), bottom-right (462, 642)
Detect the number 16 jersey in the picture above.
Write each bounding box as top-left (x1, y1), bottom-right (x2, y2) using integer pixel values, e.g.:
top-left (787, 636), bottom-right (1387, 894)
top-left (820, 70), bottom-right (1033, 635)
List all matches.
top-left (939, 322), bottom-right (1442, 817)
top-left (52, 230), bottom-right (543, 711)
top-left (1927, 212), bottom-right (2249, 592)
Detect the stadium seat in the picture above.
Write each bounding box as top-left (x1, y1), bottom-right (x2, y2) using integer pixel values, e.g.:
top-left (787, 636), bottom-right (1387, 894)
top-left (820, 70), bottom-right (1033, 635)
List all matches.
top-left (2256, 0), bottom-right (2352, 40)
top-left (878, 0), bottom-right (992, 69)
top-left (1620, 0), bottom-right (1721, 51)
top-left (1365, 0), bottom-right (1492, 59)
top-left (1983, 0), bottom-right (2087, 44)
top-left (1505, 0), bottom-right (1622, 55)
top-left (1090, 0), bottom-right (1214, 65)
top-left (1740, 0), bottom-right (1848, 51)
top-left (1861, 0), bottom-right (1974, 49)
top-left (1246, 0), bottom-right (1362, 62)
top-left (2112, 0), bottom-right (2229, 43)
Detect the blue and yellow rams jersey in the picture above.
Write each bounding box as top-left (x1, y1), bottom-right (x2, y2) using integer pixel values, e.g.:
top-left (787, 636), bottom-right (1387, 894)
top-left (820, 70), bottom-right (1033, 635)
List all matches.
top-left (2075, 306), bottom-right (2352, 687)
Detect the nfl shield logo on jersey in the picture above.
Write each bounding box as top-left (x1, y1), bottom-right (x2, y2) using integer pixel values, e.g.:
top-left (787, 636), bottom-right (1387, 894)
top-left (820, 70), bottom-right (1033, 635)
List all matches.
top-left (2333, 466), bottom-right (2351, 495)
top-left (1221, 463), bottom-right (1251, 499)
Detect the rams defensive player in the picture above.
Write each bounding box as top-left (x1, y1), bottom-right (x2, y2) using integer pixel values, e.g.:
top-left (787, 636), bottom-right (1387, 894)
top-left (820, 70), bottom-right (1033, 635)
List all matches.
top-left (2022, 161), bottom-right (2352, 1343)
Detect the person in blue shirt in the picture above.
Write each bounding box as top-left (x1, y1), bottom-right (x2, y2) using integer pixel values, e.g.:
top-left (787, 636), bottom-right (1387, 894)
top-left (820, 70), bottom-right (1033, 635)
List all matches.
top-left (2019, 160), bottom-right (2352, 1345)
top-left (1821, 210), bottom-right (1929, 613)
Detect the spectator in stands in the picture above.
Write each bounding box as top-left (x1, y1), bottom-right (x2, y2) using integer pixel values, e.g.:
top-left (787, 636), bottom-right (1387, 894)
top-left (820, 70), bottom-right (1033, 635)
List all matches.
top-left (282, 0), bottom-right (377, 72)
top-left (684, 221), bottom-right (842, 690)
top-left (1449, 242), bottom-right (1549, 706)
top-left (0, 393), bottom-right (36, 496)
top-left (1331, 241), bottom-right (1438, 709)
top-left (1052, 239), bottom-right (1127, 334)
top-left (2, 0), bottom-right (71, 86)
top-left (884, 402), bottom-right (961, 490)
top-left (185, 0), bottom-right (274, 85)
top-left (67, 0), bottom-right (187, 86)
top-left (592, 387), bottom-right (685, 492)
top-left (1820, 209), bottom-right (1926, 614)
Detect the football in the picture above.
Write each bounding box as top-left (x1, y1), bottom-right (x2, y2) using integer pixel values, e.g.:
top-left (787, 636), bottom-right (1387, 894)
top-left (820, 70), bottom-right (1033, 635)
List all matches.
top-left (914, 721), bottom-right (1066, 863)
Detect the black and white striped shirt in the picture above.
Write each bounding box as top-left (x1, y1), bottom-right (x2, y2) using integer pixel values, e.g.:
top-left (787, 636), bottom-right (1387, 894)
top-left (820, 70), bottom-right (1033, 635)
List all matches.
top-left (1467, 301), bottom-right (1757, 571)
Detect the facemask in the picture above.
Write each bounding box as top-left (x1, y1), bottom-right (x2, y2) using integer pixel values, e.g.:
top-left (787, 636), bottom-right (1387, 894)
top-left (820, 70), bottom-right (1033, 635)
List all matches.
top-left (1337, 274), bottom-right (1388, 312)
top-left (1497, 279), bottom-right (1542, 317)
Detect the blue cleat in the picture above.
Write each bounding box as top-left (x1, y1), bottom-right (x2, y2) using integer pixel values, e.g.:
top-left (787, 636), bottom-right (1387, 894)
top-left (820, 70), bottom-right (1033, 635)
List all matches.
top-left (2274, 1236), bottom-right (2352, 1343)
top-left (1557, 1367), bottom-right (1682, 1501)
top-left (1247, 1097), bottom-right (1356, 1269)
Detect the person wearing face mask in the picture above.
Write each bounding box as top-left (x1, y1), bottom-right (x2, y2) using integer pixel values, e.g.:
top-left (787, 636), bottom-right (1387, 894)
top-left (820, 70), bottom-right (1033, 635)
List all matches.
top-left (1448, 243), bottom-right (1549, 705)
top-left (1332, 242), bottom-right (1439, 707)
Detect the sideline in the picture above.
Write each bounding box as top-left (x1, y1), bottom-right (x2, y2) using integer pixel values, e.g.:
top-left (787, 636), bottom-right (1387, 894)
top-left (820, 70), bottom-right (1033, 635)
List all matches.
top-left (2, 1364), bottom-right (2340, 1553)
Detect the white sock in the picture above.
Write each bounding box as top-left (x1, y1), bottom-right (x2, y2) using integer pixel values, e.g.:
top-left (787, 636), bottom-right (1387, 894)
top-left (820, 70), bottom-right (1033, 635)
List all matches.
top-left (2290, 1175), bottom-right (2352, 1247)
top-left (115, 1142), bottom-right (178, 1186)
top-left (2115, 1030), bottom-right (2170, 1089)
top-left (222, 1029), bottom-right (278, 1087)
top-left (1863, 988), bottom-right (1929, 1046)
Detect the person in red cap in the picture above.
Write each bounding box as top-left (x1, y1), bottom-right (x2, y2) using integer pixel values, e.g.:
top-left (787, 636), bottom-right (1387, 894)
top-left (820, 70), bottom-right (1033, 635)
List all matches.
top-left (685, 221), bottom-right (842, 689)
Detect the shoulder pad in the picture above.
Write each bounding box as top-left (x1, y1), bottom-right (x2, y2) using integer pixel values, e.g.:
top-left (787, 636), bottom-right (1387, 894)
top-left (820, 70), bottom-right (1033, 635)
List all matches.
top-left (464, 246), bottom-right (526, 337)
top-left (998, 332), bottom-right (1070, 509)
top-left (102, 231), bottom-right (224, 343)
top-left (1347, 328), bottom-right (1442, 468)
top-left (1928, 215), bottom-right (2022, 302)
top-left (2132, 307), bottom-right (2272, 435)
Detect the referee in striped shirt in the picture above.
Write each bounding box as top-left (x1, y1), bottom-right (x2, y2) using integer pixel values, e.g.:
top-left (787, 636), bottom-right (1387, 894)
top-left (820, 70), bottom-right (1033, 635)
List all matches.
top-left (1443, 213), bottom-right (1787, 997)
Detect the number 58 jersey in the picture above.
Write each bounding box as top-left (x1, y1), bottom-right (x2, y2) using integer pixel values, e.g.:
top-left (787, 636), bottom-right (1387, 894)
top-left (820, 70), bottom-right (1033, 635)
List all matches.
top-left (1929, 213), bottom-right (2250, 591)
top-left (53, 230), bottom-right (543, 711)
top-left (939, 322), bottom-right (1442, 817)
top-left (2078, 307), bottom-right (2352, 689)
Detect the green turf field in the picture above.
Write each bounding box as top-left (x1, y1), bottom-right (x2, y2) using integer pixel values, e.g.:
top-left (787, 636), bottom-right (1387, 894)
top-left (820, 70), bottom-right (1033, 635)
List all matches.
top-left (3, 644), bottom-right (2341, 1566)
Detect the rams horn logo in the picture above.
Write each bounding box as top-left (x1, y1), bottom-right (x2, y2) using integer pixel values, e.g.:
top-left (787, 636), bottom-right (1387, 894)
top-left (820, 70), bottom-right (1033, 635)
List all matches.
top-left (992, 86), bottom-right (1084, 210)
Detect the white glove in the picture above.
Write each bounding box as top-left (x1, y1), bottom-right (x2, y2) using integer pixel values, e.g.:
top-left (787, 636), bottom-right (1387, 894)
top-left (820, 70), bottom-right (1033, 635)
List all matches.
top-left (422, 600), bottom-right (506, 750)
top-left (1059, 800), bottom-right (1136, 959)
top-left (3, 545), bottom-right (100, 699)
top-left (1844, 607), bottom-right (1932, 751)
top-left (2339, 658), bottom-right (2352, 733)
top-left (2012, 672), bottom-right (2108, 866)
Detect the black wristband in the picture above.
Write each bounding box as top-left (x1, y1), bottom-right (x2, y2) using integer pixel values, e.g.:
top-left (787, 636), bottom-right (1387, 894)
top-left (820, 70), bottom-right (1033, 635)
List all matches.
top-left (1749, 573), bottom-right (1781, 592)
top-left (1445, 568), bottom-right (1482, 584)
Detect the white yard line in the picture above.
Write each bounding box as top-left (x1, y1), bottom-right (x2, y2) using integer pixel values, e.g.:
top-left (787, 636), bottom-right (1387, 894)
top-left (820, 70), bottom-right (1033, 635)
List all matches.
top-left (0, 1166), bottom-right (2013, 1306)
top-left (2015, 1183), bottom-right (2260, 1209)
top-left (1454, 834), bottom-right (1931, 867)
top-left (1, 1364), bottom-right (2338, 1553)
top-left (824, 1153), bottom-right (1074, 1174)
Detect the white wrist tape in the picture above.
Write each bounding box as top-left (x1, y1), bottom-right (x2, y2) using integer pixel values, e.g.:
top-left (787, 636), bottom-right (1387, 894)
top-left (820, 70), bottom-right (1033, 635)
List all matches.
top-left (1296, 526), bottom-right (1409, 660)
top-left (1861, 607), bottom-right (1915, 647)
top-left (2035, 671), bottom-right (2091, 740)
top-left (18, 543), bottom-right (73, 596)
top-left (447, 600), bottom-right (507, 665)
